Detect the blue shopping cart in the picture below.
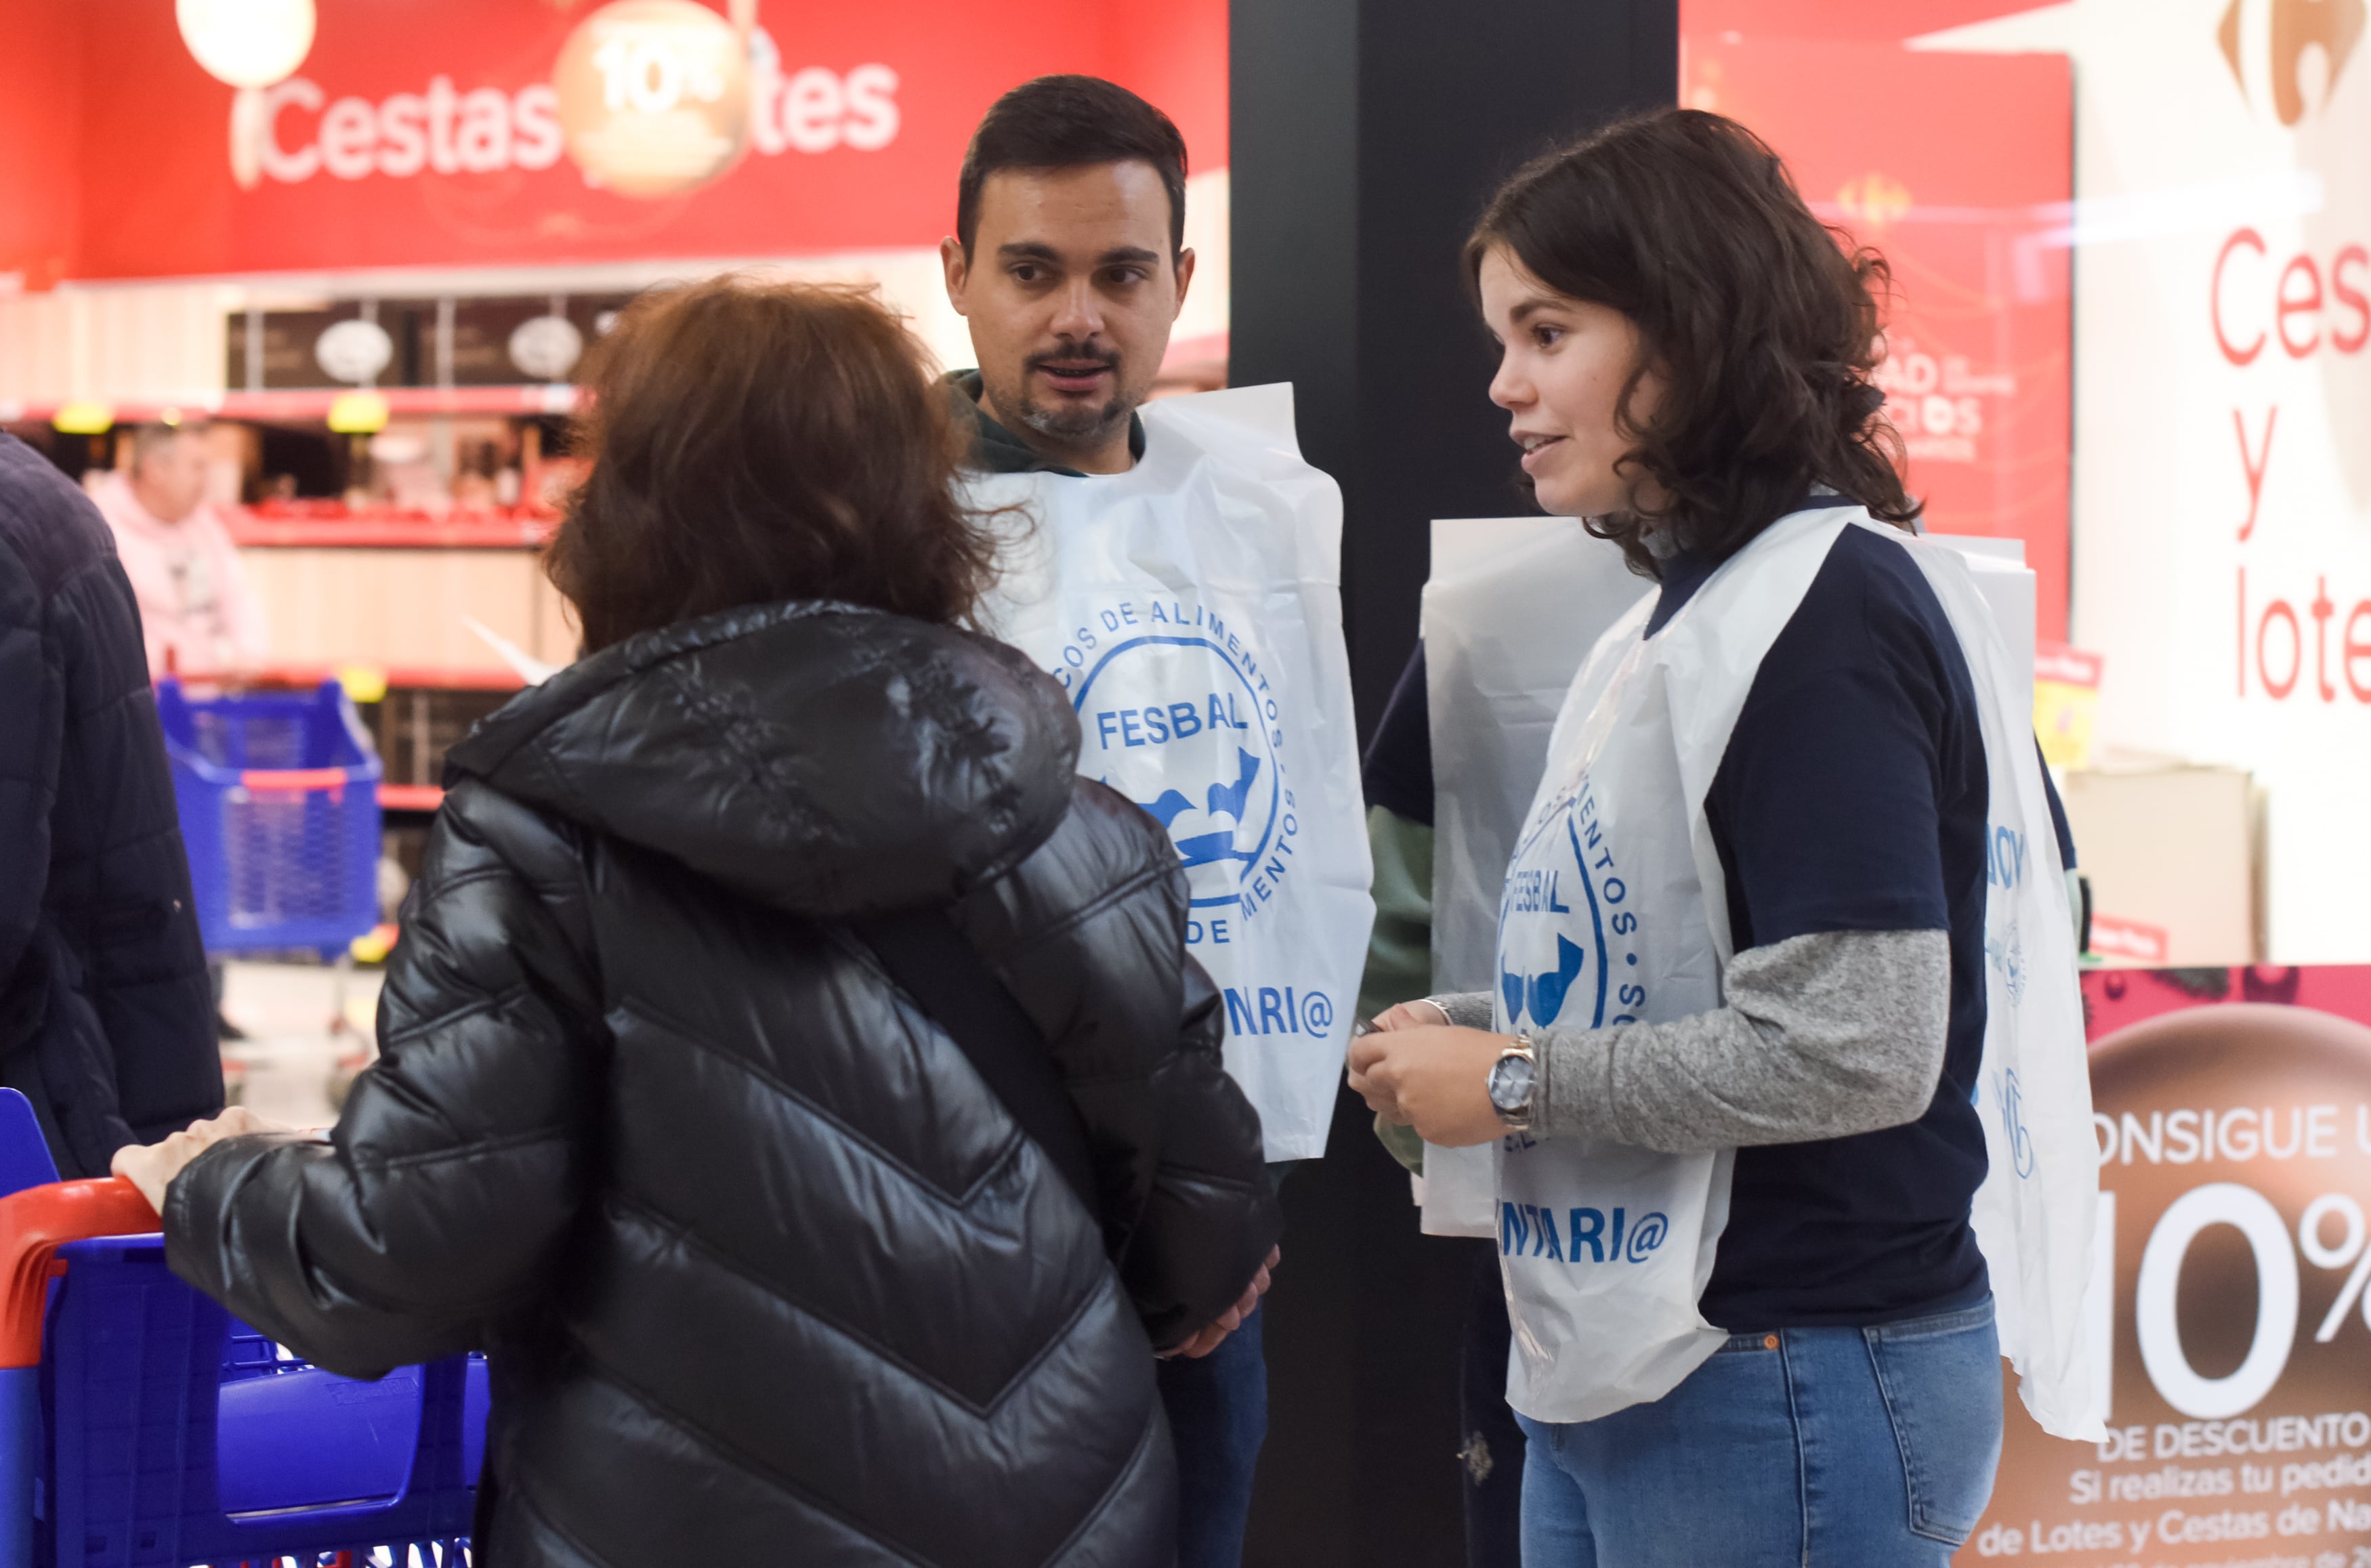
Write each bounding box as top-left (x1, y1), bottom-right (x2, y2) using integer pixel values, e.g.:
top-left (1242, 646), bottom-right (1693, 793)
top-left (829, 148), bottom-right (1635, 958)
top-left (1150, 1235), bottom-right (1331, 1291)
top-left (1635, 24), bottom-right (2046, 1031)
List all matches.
top-left (0, 1091), bottom-right (485, 1568)
top-left (156, 681), bottom-right (383, 963)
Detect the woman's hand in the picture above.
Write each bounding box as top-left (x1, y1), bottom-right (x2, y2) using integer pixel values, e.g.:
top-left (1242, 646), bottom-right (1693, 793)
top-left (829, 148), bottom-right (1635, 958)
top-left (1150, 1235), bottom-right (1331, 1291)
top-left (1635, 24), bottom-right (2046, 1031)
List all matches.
top-left (1167, 1245), bottom-right (1280, 1360)
top-left (109, 1106), bottom-right (296, 1214)
top-left (1347, 1017), bottom-right (1512, 1148)
top-left (1345, 998), bottom-right (1455, 1124)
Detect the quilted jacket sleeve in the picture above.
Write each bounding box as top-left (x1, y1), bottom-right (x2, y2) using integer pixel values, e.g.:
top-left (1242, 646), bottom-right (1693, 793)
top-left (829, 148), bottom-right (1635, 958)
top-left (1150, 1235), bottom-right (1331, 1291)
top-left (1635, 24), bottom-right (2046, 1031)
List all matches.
top-left (0, 558), bottom-right (61, 1045)
top-left (967, 780), bottom-right (1283, 1355)
top-left (1122, 954), bottom-right (1282, 1352)
top-left (47, 554), bottom-right (220, 1160)
top-left (163, 783), bottom-right (604, 1378)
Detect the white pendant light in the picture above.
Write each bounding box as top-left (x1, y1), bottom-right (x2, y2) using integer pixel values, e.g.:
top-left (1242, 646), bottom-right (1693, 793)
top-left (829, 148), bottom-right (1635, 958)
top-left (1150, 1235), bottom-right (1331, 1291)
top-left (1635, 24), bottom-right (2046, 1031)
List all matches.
top-left (177, 0), bottom-right (316, 90)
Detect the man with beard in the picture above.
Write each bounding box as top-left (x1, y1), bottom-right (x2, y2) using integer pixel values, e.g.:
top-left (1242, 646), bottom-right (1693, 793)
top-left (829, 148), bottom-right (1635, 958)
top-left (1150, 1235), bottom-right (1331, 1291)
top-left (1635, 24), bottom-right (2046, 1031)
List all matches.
top-left (941, 78), bottom-right (1177, 477)
top-left (941, 75), bottom-right (1372, 1568)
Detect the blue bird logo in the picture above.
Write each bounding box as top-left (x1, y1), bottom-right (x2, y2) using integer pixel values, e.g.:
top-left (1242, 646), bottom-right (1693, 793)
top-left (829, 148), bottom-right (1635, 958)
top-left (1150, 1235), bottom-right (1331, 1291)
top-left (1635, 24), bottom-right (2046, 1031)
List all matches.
top-left (1116, 750), bottom-right (1265, 872)
top-left (1205, 748), bottom-right (1261, 824)
top-left (1501, 935), bottom-right (1586, 1027)
top-left (1136, 790), bottom-right (1196, 831)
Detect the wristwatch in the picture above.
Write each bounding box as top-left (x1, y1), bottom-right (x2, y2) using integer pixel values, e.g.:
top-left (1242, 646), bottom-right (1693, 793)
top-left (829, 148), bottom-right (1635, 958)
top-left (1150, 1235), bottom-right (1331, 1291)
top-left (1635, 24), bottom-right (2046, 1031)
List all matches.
top-left (1488, 1034), bottom-right (1537, 1132)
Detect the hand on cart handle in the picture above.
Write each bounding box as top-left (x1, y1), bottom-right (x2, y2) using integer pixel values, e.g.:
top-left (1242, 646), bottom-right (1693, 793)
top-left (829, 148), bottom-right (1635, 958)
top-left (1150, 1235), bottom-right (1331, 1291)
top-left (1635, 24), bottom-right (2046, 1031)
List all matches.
top-left (0, 1177), bottom-right (160, 1370)
top-left (109, 1105), bottom-right (299, 1214)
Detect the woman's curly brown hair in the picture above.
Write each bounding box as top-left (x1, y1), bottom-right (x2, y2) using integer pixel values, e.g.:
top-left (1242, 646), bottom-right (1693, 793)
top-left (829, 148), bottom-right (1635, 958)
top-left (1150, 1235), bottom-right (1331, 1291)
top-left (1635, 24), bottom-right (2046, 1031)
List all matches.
top-left (1464, 108), bottom-right (1919, 577)
top-left (545, 275), bottom-right (996, 652)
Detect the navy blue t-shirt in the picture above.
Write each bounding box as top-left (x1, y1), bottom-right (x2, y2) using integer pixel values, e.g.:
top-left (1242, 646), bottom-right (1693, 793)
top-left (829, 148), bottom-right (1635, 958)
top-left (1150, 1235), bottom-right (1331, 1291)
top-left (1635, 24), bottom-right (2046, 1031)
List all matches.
top-left (1658, 517), bottom-right (2000, 1327)
top-left (1363, 516), bottom-right (2076, 1328)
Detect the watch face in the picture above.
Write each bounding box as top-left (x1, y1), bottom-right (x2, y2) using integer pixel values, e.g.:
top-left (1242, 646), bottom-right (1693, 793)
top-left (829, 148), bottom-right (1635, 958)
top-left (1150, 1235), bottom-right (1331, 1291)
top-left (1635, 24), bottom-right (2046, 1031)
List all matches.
top-left (1490, 1053), bottom-right (1536, 1114)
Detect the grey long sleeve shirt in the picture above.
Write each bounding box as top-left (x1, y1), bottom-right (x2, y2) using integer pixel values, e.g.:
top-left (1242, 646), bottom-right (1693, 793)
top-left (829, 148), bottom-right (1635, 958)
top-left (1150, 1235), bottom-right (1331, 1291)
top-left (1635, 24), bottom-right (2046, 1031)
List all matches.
top-left (1431, 927), bottom-right (1950, 1155)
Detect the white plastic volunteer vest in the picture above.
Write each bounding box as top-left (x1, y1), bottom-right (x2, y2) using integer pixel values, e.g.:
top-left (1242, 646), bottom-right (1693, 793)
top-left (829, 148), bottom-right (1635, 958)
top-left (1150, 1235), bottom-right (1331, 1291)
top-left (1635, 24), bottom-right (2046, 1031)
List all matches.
top-left (1490, 504), bottom-right (2101, 1439)
top-left (965, 384), bottom-right (1375, 1161)
top-left (1419, 520), bottom-right (1647, 1232)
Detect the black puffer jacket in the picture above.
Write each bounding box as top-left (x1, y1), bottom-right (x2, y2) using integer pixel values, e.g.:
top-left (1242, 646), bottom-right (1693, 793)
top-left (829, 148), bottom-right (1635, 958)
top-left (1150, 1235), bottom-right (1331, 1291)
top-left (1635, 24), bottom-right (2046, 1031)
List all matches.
top-left (0, 436), bottom-right (219, 1177)
top-left (167, 601), bottom-right (1281, 1567)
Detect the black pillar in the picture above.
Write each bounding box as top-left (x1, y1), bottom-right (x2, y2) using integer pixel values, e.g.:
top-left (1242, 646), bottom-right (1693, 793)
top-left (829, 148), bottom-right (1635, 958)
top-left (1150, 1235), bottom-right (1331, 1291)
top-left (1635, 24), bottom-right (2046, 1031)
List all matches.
top-left (1230, 5), bottom-right (1677, 1563)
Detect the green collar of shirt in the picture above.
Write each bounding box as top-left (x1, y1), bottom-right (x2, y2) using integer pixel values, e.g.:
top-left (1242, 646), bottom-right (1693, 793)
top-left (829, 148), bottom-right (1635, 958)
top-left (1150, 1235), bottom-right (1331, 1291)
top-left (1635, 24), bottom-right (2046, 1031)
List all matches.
top-left (944, 369), bottom-right (1146, 478)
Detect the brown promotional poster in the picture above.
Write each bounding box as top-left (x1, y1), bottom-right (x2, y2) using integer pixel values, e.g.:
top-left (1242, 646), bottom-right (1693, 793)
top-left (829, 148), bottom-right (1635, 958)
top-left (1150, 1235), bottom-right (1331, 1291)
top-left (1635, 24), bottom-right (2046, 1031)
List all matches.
top-left (1963, 967), bottom-right (2371, 1567)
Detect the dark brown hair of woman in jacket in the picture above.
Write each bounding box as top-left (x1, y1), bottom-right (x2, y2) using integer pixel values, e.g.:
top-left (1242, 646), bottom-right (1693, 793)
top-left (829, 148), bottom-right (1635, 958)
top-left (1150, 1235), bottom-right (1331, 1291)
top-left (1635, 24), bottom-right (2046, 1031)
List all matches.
top-left (544, 275), bottom-right (998, 650)
top-left (1464, 107), bottom-right (1921, 579)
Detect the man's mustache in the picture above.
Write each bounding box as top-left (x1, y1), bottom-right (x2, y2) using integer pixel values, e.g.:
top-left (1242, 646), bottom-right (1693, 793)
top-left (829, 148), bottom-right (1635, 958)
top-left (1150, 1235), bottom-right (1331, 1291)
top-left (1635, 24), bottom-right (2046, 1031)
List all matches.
top-left (1026, 345), bottom-right (1122, 373)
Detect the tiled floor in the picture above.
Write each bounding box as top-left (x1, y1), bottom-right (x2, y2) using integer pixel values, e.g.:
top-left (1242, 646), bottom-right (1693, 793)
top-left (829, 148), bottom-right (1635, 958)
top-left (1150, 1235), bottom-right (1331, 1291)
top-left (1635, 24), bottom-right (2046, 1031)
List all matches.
top-left (217, 959), bottom-right (384, 1130)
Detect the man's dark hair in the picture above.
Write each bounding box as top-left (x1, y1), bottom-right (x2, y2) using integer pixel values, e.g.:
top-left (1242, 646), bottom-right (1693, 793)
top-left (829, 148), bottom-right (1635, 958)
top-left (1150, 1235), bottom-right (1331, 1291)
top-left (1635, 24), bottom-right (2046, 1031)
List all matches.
top-left (957, 75), bottom-right (1188, 259)
top-left (1465, 108), bottom-right (1921, 579)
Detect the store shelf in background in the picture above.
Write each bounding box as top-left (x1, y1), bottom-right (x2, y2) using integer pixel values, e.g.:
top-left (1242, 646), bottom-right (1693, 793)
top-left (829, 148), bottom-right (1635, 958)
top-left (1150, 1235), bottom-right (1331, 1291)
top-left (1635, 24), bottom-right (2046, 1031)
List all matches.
top-left (377, 785), bottom-right (444, 813)
top-left (362, 685), bottom-right (519, 792)
top-left (224, 385), bottom-right (579, 420)
top-left (253, 665), bottom-right (524, 694)
top-left (244, 545), bottom-right (576, 681)
top-left (230, 511), bottom-right (554, 550)
top-left (0, 385), bottom-right (579, 425)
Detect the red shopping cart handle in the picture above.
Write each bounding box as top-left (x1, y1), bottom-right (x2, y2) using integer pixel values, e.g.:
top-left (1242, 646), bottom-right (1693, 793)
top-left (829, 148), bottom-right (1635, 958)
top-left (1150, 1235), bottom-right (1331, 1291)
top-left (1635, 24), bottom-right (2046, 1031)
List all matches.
top-left (0, 1179), bottom-right (159, 1369)
top-left (238, 767), bottom-right (354, 792)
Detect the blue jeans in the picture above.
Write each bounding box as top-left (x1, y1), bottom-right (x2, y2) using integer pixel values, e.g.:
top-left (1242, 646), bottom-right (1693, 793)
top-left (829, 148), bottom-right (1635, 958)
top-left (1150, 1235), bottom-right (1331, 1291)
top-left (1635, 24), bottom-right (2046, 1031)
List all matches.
top-left (1515, 1297), bottom-right (2002, 1567)
top-left (1157, 1299), bottom-right (1267, 1568)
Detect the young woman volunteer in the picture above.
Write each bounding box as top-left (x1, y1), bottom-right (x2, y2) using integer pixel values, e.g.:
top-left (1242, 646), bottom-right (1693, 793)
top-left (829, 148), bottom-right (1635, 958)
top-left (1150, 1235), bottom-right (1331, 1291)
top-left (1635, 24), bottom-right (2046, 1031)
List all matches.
top-left (1349, 110), bottom-right (2082, 1564)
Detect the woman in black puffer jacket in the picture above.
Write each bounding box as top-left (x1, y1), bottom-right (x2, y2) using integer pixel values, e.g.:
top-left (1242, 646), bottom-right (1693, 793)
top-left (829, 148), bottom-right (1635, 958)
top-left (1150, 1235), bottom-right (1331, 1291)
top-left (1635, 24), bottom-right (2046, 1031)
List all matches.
top-left (112, 278), bottom-right (1284, 1566)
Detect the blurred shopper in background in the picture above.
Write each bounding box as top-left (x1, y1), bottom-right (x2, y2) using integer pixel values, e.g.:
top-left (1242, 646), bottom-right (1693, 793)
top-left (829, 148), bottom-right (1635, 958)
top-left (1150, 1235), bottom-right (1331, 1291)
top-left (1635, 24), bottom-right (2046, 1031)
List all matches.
top-left (1351, 110), bottom-right (2068, 1564)
top-left (942, 75), bottom-right (1356, 1568)
top-left (113, 277), bottom-right (1282, 1566)
top-left (0, 435), bottom-right (222, 1179)
top-left (93, 421), bottom-right (269, 1040)
top-left (91, 422), bottom-right (267, 679)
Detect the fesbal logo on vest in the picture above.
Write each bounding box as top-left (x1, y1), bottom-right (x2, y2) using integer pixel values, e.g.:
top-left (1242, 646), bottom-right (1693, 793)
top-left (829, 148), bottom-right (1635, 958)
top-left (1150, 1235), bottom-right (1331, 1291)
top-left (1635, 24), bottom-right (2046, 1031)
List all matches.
top-left (1057, 596), bottom-right (1303, 907)
top-left (1496, 776), bottom-right (1648, 1041)
top-left (225, 0), bottom-right (898, 196)
top-left (1492, 774), bottom-right (1665, 1269)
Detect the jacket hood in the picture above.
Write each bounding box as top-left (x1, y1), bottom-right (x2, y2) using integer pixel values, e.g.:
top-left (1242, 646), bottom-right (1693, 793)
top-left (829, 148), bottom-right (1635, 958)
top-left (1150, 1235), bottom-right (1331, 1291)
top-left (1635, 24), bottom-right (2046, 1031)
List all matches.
top-left (444, 601), bottom-right (1080, 919)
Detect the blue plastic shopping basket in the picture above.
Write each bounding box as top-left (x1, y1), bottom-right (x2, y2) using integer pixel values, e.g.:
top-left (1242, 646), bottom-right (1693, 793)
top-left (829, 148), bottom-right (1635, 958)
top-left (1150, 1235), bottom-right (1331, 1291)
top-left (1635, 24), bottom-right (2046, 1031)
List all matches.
top-left (0, 1092), bottom-right (484, 1568)
top-left (155, 681), bottom-right (383, 962)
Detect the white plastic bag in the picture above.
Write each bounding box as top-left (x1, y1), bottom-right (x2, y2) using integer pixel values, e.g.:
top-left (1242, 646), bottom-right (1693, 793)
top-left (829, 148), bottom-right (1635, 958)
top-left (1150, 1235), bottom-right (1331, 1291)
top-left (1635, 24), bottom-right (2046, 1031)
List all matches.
top-left (1490, 570), bottom-right (1746, 1424)
top-left (1900, 532), bottom-right (2105, 1442)
top-left (967, 384), bottom-right (1374, 1160)
top-left (1419, 517), bottom-right (1645, 1237)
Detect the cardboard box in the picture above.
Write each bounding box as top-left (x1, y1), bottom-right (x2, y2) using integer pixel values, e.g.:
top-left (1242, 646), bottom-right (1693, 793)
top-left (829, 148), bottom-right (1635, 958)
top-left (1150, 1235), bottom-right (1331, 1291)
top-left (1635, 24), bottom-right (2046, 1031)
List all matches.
top-left (2060, 761), bottom-right (2263, 966)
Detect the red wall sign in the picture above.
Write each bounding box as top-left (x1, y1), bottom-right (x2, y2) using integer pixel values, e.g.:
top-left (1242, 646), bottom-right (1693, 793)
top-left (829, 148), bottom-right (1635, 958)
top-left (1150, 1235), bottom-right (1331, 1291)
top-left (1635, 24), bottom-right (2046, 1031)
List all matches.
top-left (1681, 35), bottom-right (2075, 641)
top-left (3, 0), bottom-right (1225, 283)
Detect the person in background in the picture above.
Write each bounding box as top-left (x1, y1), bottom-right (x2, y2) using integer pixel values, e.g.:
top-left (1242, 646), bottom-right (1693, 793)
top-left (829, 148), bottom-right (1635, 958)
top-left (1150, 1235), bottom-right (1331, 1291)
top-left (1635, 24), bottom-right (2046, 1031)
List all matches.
top-left (112, 276), bottom-right (1282, 1567)
top-left (1353, 643), bottom-right (1526, 1568)
top-left (0, 434), bottom-right (223, 1179)
top-left (940, 75), bottom-right (1359, 1568)
top-left (91, 421), bottom-right (268, 679)
top-left (92, 421), bottom-right (269, 1040)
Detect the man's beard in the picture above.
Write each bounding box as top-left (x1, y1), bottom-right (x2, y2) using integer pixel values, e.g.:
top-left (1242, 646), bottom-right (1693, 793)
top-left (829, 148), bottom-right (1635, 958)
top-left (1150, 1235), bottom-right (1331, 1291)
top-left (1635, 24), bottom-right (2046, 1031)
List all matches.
top-left (1000, 344), bottom-right (1132, 447)
top-left (1015, 388), bottom-right (1130, 445)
